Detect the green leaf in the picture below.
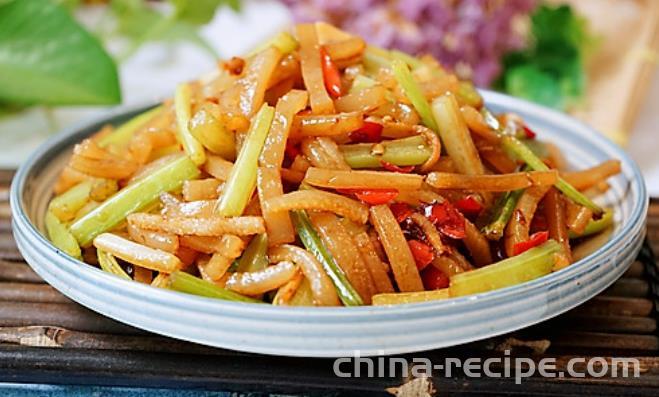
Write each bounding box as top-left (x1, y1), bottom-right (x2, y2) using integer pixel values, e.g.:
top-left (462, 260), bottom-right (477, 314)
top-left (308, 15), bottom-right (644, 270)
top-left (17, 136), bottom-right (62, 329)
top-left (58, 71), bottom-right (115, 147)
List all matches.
top-left (0, 0), bottom-right (120, 105)
top-left (498, 3), bottom-right (593, 111)
top-left (110, 0), bottom-right (219, 60)
top-left (170, 0), bottom-right (241, 25)
top-left (505, 65), bottom-right (563, 109)
top-left (53, 0), bottom-right (82, 10)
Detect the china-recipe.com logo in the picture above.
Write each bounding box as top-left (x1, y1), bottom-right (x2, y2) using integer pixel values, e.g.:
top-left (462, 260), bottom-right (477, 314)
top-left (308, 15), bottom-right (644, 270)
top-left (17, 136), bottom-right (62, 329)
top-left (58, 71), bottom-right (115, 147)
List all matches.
top-left (333, 350), bottom-right (641, 384)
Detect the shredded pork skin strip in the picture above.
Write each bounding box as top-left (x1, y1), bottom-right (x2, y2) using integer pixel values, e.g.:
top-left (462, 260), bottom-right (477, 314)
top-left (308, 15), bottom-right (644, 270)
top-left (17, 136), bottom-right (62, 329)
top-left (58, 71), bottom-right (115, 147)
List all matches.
top-left (127, 213), bottom-right (265, 236)
top-left (269, 244), bottom-right (340, 306)
top-left (264, 190), bottom-right (369, 224)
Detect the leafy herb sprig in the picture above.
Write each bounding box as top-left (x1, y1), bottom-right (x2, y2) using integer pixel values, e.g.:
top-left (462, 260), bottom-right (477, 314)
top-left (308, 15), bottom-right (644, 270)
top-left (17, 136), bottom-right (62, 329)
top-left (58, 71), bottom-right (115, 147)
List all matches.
top-left (497, 4), bottom-right (596, 110)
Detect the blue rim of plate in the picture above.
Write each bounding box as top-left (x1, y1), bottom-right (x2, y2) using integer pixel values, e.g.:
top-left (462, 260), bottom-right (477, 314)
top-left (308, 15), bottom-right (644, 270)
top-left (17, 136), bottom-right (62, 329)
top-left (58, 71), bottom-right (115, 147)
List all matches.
top-left (9, 90), bottom-right (648, 319)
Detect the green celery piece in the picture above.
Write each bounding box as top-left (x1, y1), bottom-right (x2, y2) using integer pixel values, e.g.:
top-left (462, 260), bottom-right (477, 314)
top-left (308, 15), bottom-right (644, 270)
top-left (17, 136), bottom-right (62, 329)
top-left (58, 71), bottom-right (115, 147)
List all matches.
top-left (169, 271), bottom-right (261, 303)
top-left (97, 249), bottom-right (131, 280)
top-left (349, 75), bottom-right (377, 94)
top-left (500, 135), bottom-right (603, 215)
top-left (235, 234), bottom-right (269, 273)
top-left (291, 210), bottom-right (363, 306)
top-left (289, 277), bottom-right (314, 306)
top-left (98, 106), bottom-right (162, 148)
top-left (340, 135), bottom-right (431, 169)
top-left (45, 211), bottom-right (81, 259)
top-left (482, 189), bottom-right (525, 240)
top-left (70, 156), bottom-right (200, 246)
top-left (521, 138), bottom-right (550, 160)
top-left (175, 83), bottom-right (206, 165)
top-left (216, 104), bottom-right (275, 216)
top-left (450, 240), bottom-right (561, 297)
top-left (390, 49), bottom-right (424, 69)
top-left (569, 209), bottom-right (614, 239)
top-left (456, 81), bottom-right (483, 108)
top-left (48, 180), bottom-right (93, 222)
top-left (249, 31), bottom-right (298, 56)
top-left (73, 201), bottom-right (100, 223)
top-left (391, 59), bottom-right (438, 132)
top-left (0, 0), bottom-right (120, 105)
top-left (363, 45), bottom-right (392, 73)
top-left (349, 74), bottom-right (395, 102)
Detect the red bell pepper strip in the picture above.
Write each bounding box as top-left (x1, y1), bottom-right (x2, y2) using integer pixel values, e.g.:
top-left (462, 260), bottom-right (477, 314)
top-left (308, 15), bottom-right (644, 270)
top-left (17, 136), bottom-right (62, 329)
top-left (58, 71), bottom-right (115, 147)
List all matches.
top-left (349, 121), bottom-right (383, 143)
top-left (390, 202), bottom-right (414, 223)
top-left (512, 231), bottom-right (549, 256)
top-left (523, 125), bottom-right (537, 139)
top-left (454, 195), bottom-right (483, 217)
top-left (424, 201), bottom-right (466, 239)
top-left (319, 46), bottom-right (342, 99)
top-left (338, 188), bottom-right (399, 205)
top-left (421, 265), bottom-right (450, 290)
top-left (408, 239), bottom-right (434, 271)
top-left (380, 160), bottom-right (414, 173)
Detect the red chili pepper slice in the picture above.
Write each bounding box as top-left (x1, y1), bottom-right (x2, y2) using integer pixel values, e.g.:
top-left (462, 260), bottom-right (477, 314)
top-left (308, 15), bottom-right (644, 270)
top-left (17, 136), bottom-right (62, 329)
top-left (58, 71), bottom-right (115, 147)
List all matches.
top-left (512, 231), bottom-right (549, 256)
top-left (424, 201), bottom-right (466, 239)
top-left (523, 125), bottom-right (537, 139)
top-left (349, 121), bottom-right (383, 143)
top-left (390, 203), bottom-right (414, 223)
top-left (338, 188), bottom-right (398, 205)
top-left (408, 240), bottom-right (434, 271)
top-left (380, 160), bottom-right (414, 173)
top-left (454, 195), bottom-right (483, 217)
top-left (421, 265), bottom-right (450, 290)
top-left (319, 46), bottom-right (342, 99)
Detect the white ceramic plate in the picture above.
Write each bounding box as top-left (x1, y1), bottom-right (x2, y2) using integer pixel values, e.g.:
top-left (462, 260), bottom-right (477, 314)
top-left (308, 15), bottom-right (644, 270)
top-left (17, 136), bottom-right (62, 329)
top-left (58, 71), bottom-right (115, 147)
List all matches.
top-left (11, 91), bottom-right (648, 357)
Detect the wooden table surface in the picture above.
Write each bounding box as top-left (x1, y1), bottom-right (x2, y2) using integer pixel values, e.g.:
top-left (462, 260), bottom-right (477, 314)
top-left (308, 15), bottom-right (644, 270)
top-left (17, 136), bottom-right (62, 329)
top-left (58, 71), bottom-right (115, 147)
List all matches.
top-left (1, 169), bottom-right (658, 396)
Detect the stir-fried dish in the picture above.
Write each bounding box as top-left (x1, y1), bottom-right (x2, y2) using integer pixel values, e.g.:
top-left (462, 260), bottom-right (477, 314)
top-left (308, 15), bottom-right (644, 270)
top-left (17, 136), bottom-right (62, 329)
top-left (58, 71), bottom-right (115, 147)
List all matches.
top-left (45, 23), bottom-right (621, 306)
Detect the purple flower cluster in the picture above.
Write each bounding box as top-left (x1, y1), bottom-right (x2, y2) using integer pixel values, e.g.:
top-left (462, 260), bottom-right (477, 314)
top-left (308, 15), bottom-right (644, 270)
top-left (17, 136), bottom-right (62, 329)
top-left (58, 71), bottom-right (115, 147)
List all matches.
top-left (281, 0), bottom-right (538, 86)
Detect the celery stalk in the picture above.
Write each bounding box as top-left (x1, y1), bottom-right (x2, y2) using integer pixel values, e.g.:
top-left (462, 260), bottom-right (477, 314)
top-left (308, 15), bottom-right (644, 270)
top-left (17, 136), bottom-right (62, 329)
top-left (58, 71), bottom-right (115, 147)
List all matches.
top-left (48, 180), bottom-right (93, 222)
top-left (450, 240), bottom-right (560, 297)
top-left (391, 59), bottom-right (438, 132)
top-left (189, 106), bottom-right (236, 160)
top-left (390, 49), bottom-right (424, 69)
top-left (340, 135), bottom-right (432, 169)
top-left (97, 249), bottom-right (131, 280)
top-left (169, 271), bottom-right (261, 303)
top-left (482, 189), bottom-right (525, 240)
top-left (70, 156), bottom-right (200, 246)
top-left (289, 277), bottom-right (314, 306)
top-left (456, 81), bottom-right (482, 108)
top-left (291, 210), bottom-right (363, 306)
top-left (216, 104), bottom-right (275, 216)
top-left (363, 45), bottom-right (392, 73)
top-left (372, 288), bottom-right (449, 305)
top-left (349, 75), bottom-right (377, 94)
top-left (569, 209), bottom-right (614, 239)
top-left (235, 234), bottom-right (269, 273)
top-left (175, 83), bottom-right (206, 165)
top-left (500, 135), bottom-right (603, 215)
top-left (249, 31), bottom-right (298, 56)
top-left (45, 211), bottom-right (81, 259)
top-left (99, 106), bottom-right (162, 148)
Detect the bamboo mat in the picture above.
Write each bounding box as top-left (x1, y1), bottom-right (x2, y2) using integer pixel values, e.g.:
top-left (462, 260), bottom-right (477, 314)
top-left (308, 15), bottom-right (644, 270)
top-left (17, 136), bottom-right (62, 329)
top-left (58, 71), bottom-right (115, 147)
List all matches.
top-left (1, 169), bottom-right (658, 396)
